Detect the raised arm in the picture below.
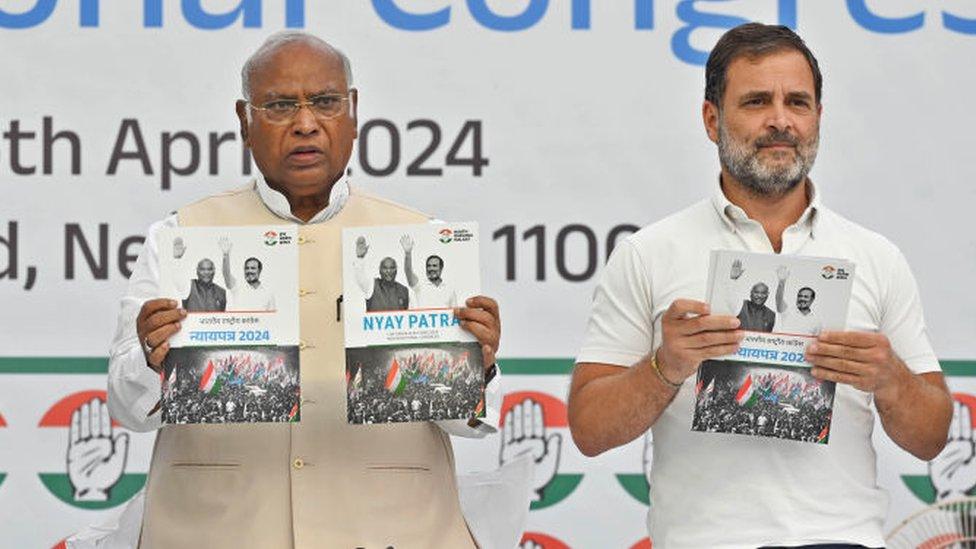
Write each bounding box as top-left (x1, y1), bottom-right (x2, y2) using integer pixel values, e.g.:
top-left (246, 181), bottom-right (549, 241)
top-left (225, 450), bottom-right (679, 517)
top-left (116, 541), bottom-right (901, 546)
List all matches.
top-left (400, 234), bottom-right (419, 288)
top-left (171, 236), bottom-right (190, 299)
top-left (720, 258), bottom-right (746, 315)
top-left (219, 236), bottom-right (236, 290)
top-left (775, 265), bottom-right (789, 314)
top-left (352, 236), bottom-right (373, 298)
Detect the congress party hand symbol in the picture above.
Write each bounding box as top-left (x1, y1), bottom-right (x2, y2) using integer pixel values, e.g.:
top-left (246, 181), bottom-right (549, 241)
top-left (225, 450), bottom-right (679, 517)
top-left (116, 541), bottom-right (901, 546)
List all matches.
top-left (399, 234), bottom-right (414, 253)
top-left (217, 236), bottom-right (232, 255)
top-left (929, 400), bottom-right (976, 500)
top-left (730, 259), bottom-right (745, 280)
top-left (172, 236), bottom-right (186, 259)
top-left (355, 236), bottom-right (369, 258)
top-left (67, 398), bottom-right (130, 501)
top-left (499, 398), bottom-right (562, 503)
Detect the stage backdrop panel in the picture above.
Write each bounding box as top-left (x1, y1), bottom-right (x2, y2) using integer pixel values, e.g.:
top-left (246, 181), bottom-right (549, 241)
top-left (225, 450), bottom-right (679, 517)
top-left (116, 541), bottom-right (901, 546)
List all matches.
top-left (3, 1), bottom-right (975, 546)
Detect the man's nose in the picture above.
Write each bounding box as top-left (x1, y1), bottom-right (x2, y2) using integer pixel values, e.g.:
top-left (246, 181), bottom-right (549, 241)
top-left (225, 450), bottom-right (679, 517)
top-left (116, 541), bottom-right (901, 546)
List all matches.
top-left (766, 101), bottom-right (792, 133)
top-left (291, 104), bottom-right (320, 135)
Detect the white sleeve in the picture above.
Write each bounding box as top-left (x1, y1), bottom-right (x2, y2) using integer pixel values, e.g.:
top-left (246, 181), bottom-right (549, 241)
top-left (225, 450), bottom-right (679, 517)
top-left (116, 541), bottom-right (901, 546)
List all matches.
top-left (352, 257), bottom-right (374, 299)
top-left (720, 276), bottom-right (745, 317)
top-left (106, 215), bottom-right (176, 433)
top-left (576, 239), bottom-right (654, 367)
top-left (172, 250), bottom-right (190, 299)
top-left (436, 366), bottom-right (502, 438)
top-left (880, 249), bottom-right (941, 374)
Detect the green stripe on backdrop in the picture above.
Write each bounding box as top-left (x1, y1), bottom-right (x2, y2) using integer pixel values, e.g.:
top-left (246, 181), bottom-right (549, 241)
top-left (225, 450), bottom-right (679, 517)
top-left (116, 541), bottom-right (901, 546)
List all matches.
top-left (0, 357), bottom-right (108, 374)
top-left (941, 361), bottom-right (976, 376)
top-left (0, 357), bottom-right (971, 376)
top-left (498, 358), bottom-right (574, 375)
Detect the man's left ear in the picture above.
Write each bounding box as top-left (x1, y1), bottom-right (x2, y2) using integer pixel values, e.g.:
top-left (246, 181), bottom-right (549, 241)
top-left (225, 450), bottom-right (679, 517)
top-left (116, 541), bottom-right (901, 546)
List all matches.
top-left (349, 88), bottom-right (359, 138)
top-left (235, 100), bottom-right (251, 145)
top-left (702, 100), bottom-right (720, 144)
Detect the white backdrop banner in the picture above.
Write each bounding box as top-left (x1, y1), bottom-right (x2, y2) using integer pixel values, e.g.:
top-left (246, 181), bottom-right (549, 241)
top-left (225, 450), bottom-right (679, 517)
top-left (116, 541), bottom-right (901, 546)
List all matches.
top-left (2, 1), bottom-right (975, 547)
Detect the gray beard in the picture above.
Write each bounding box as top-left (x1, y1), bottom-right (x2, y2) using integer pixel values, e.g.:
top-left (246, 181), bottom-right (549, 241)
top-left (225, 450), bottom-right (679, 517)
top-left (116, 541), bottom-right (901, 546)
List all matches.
top-left (717, 119), bottom-right (819, 197)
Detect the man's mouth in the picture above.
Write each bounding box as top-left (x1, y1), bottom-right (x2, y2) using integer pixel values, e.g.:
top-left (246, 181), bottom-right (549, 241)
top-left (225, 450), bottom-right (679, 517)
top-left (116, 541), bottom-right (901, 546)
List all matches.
top-left (288, 146), bottom-right (324, 164)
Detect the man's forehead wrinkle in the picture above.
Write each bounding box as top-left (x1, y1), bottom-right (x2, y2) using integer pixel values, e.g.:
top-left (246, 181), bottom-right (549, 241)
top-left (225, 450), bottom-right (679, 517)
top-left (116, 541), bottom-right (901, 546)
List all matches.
top-left (248, 46), bottom-right (345, 92)
top-left (257, 87), bottom-right (340, 101)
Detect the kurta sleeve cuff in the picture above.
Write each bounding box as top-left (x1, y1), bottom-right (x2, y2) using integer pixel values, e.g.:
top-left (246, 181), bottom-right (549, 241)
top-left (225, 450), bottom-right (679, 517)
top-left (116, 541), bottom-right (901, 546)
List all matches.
top-left (436, 364), bottom-right (502, 438)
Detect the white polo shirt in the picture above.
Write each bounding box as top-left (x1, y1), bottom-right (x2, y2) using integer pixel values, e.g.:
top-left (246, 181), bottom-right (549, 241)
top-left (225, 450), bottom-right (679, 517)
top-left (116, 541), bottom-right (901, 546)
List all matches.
top-left (577, 181), bottom-right (940, 548)
top-left (779, 308), bottom-right (823, 336)
top-left (228, 282), bottom-right (276, 311)
top-left (414, 278), bottom-right (458, 308)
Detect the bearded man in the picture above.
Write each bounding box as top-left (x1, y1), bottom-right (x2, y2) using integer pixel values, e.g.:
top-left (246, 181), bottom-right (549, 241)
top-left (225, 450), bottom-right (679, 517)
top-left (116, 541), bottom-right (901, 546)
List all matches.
top-left (568, 23), bottom-right (951, 548)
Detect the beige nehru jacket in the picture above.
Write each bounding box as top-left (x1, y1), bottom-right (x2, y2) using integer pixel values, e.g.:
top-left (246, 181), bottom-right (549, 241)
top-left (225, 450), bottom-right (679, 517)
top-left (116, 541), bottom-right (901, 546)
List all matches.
top-left (139, 184), bottom-right (476, 549)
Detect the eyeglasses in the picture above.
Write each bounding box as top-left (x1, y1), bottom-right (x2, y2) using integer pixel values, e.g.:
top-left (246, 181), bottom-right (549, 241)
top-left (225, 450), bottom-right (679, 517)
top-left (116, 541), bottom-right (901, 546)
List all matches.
top-left (246, 92), bottom-right (352, 123)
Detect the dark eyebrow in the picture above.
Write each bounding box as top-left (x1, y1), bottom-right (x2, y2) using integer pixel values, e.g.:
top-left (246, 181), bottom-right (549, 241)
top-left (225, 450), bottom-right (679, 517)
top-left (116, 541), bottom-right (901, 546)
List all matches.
top-left (786, 91), bottom-right (814, 103)
top-left (739, 91), bottom-right (772, 103)
top-left (312, 87), bottom-right (344, 95)
top-left (258, 92), bottom-right (297, 102)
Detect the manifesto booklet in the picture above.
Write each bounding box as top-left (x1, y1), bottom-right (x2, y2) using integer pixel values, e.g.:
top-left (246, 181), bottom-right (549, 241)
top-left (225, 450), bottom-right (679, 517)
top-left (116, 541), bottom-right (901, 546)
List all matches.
top-left (692, 250), bottom-right (855, 444)
top-left (342, 223), bottom-right (485, 424)
top-left (157, 226), bottom-right (301, 424)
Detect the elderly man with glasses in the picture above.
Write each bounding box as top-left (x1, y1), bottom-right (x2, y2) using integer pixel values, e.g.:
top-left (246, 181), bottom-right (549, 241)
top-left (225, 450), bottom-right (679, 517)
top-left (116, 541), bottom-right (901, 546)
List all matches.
top-left (107, 31), bottom-right (502, 549)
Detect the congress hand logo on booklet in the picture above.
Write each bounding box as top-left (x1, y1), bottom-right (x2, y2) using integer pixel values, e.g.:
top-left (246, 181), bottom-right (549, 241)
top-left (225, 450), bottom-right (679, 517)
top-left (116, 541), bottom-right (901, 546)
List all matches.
top-left (157, 226), bottom-right (301, 424)
top-left (343, 223), bottom-right (484, 424)
top-left (692, 250), bottom-right (855, 444)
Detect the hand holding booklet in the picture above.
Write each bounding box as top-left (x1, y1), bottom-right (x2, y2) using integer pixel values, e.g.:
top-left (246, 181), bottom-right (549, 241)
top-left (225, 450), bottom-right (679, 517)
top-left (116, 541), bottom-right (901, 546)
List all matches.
top-left (157, 225), bottom-right (301, 424)
top-left (692, 250), bottom-right (855, 444)
top-left (342, 222), bottom-right (485, 424)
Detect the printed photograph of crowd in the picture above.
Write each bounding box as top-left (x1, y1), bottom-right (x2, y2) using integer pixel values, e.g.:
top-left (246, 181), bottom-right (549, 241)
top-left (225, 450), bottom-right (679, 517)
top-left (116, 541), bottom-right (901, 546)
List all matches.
top-left (162, 346), bottom-right (300, 424)
top-left (692, 360), bottom-right (836, 444)
top-left (346, 342), bottom-right (484, 424)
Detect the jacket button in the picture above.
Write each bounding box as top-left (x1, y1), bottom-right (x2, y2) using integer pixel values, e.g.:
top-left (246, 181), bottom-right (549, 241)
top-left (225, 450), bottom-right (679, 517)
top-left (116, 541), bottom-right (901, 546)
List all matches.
top-left (293, 458), bottom-right (305, 469)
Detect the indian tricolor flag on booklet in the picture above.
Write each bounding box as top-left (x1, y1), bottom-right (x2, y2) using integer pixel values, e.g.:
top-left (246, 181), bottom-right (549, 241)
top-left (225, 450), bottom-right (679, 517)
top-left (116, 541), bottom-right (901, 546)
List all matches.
top-left (199, 361), bottom-right (222, 395)
top-left (816, 415), bottom-right (831, 443)
top-left (735, 374), bottom-right (758, 407)
top-left (385, 358), bottom-right (408, 395)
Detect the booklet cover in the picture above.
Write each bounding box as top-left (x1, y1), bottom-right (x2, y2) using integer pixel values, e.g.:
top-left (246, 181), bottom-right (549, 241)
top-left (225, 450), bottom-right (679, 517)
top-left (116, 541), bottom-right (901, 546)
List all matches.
top-left (342, 223), bottom-right (485, 424)
top-left (691, 250), bottom-right (855, 444)
top-left (157, 226), bottom-right (301, 424)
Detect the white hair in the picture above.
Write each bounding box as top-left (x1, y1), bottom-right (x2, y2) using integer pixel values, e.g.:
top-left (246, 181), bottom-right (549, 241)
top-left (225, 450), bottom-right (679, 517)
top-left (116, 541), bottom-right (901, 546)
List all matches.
top-left (241, 31), bottom-right (353, 101)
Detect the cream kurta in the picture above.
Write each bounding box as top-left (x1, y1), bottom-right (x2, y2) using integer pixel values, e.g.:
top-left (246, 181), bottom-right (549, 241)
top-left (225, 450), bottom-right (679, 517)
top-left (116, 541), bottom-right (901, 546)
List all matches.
top-left (139, 184), bottom-right (475, 549)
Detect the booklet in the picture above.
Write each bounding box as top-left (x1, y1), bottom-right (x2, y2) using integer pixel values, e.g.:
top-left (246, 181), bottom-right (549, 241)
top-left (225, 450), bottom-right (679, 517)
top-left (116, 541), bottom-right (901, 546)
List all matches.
top-left (691, 250), bottom-right (855, 444)
top-left (157, 226), bottom-right (301, 424)
top-left (342, 223), bottom-right (485, 424)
